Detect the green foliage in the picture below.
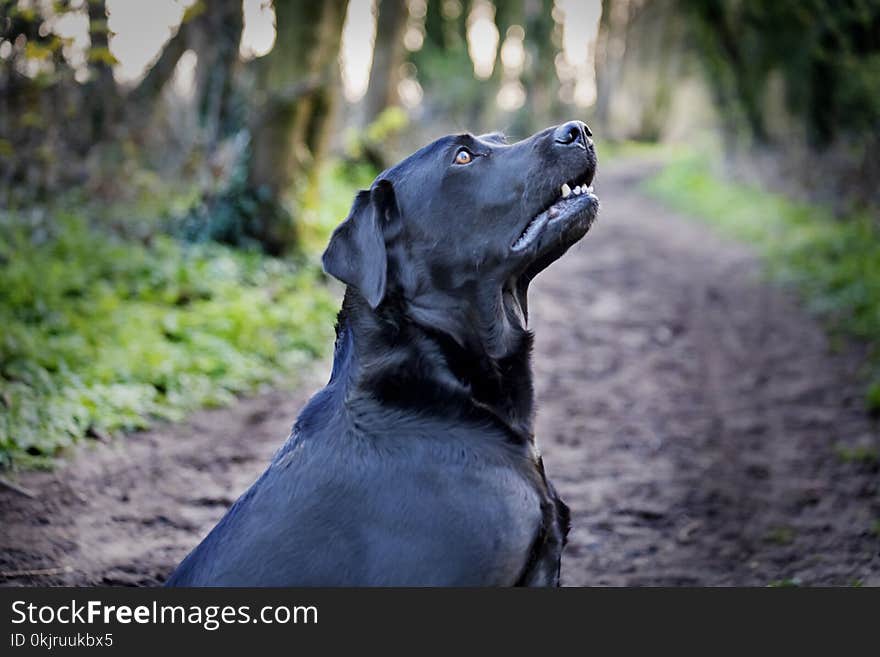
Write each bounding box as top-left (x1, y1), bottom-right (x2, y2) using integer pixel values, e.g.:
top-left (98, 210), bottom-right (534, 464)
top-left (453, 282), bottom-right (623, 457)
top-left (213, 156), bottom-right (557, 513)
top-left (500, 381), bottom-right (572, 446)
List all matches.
top-left (767, 578), bottom-right (802, 587)
top-left (179, 149), bottom-right (377, 257)
top-left (298, 159), bottom-right (378, 255)
top-left (600, 140), bottom-right (682, 163)
top-left (87, 46), bottom-right (119, 67)
top-left (181, 0), bottom-right (207, 23)
top-left (408, 9), bottom-right (484, 127)
top-left (178, 184), bottom-right (295, 255)
top-left (681, 0), bottom-right (880, 145)
top-left (24, 38), bottom-right (61, 62)
top-left (835, 444), bottom-right (880, 467)
top-left (645, 155), bottom-right (880, 407)
top-left (363, 107), bottom-right (409, 146)
top-left (0, 211), bottom-right (338, 469)
top-left (868, 381), bottom-right (880, 414)
top-left (416, 47), bottom-right (484, 118)
top-left (764, 526), bottom-right (795, 546)
top-left (343, 107), bottom-right (410, 169)
top-left (176, 141), bottom-right (289, 253)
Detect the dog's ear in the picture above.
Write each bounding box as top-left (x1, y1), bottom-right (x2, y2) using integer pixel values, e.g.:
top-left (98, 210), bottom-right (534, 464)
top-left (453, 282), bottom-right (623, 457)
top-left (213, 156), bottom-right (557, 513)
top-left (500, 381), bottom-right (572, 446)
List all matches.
top-left (322, 180), bottom-right (397, 309)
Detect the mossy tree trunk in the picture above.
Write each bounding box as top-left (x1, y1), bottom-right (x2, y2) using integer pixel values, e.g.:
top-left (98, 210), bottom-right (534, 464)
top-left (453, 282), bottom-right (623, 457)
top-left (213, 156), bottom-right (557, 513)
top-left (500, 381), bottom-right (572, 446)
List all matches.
top-left (245, 0), bottom-right (350, 255)
top-left (86, 0), bottom-right (119, 145)
top-left (191, 0), bottom-right (244, 146)
top-left (361, 0), bottom-right (409, 129)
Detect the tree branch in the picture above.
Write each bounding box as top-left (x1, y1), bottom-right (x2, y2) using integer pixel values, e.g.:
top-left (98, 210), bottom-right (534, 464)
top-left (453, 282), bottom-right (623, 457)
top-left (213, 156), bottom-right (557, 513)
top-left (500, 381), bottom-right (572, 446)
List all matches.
top-left (127, 13), bottom-right (198, 105)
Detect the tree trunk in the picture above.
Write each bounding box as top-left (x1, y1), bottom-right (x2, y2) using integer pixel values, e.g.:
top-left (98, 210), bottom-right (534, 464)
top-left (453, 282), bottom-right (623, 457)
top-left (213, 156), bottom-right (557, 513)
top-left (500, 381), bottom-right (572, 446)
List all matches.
top-left (86, 0), bottom-right (120, 143)
top-left (245, 0), bottom-right (350, 254)
top-left (191, 0), bottom-right (244, 146)
top-left (520, 0), bottom-right (559, 134)
top-left (422, 0), bottom-right (446, 52)
top-left (482, 0), bottom-right (523, 128)
top-left (361, 0), bottom-right (409, 128)
top-left (682, 0), bottom-right (767, 144)
top-left (490, 0), bottom-right (520, 81)
top-left (594, 0), bottom-right (626, 136)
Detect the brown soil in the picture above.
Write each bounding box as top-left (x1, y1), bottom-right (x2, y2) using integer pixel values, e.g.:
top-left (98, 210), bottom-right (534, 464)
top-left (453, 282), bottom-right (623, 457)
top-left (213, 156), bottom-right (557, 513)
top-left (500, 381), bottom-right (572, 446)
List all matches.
top-left (2, 162), bottom-right (878, 586)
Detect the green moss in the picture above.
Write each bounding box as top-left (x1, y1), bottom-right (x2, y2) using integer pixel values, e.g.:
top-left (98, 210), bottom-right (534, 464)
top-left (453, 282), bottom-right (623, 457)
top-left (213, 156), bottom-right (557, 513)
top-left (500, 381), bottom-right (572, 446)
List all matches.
top-left (644, 156), bottom-right (880, 408)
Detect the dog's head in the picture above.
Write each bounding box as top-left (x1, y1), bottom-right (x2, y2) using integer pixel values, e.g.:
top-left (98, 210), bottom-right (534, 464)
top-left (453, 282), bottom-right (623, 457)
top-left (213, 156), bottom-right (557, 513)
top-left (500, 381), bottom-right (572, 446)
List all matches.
top-left (323, 121), bottom-right (598, 355)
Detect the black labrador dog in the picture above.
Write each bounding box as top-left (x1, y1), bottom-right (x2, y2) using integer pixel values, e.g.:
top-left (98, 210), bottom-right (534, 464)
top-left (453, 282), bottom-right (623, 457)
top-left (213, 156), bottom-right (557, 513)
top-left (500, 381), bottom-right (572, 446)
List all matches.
top-left (166, 121), bottom-right (598, 586)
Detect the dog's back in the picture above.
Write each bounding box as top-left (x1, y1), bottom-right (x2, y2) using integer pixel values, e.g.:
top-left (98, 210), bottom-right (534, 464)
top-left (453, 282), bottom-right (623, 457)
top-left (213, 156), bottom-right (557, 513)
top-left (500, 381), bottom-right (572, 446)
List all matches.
top-left (166, 376), bottom-right (545, 586)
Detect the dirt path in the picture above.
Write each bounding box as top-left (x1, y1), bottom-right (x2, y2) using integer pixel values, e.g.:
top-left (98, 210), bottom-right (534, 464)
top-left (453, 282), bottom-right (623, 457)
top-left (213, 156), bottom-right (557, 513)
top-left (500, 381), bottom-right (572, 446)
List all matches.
top-left (2, 162), bottom-right (878, 586)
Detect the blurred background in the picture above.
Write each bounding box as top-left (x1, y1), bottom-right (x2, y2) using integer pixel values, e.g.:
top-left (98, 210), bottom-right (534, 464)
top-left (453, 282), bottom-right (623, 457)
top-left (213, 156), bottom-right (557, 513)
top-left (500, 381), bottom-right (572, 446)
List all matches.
top-left (2, 0), bottom-right (880, 588)
top-left (0, 0), bottom-right (878, 468)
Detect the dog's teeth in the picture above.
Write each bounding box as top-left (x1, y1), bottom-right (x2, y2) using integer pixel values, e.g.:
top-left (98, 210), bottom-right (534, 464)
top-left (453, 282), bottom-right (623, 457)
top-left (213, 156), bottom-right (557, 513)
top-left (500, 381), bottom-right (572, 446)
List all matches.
top-left (586, 185), bottom-right (594, 194)
top-left (561, 183), bottom-right (571, 198)
top-left (573, 185), bottom-right (582, 195)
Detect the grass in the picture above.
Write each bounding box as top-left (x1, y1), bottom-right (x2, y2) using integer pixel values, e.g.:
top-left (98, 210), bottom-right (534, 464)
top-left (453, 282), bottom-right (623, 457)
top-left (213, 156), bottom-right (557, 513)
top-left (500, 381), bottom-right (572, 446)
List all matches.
top-left (764, 526), bottom-right (796, 546)
top-left (644, 155), bottom-right (880, 411)
top-left (834, 444), bottom-right (880, 467)
top-left (767, 578), bottom-right (803, 587)
top-left (0, 160), bottom-right (370, 469)
top-left (599, 139), bottom-right (684, 163)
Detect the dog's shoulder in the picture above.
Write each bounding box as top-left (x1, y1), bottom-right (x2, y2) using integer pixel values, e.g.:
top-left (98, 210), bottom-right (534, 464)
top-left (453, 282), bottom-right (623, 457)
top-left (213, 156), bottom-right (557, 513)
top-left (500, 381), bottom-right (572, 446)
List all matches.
top-left (167, 394), bottom-right (545, 586)
top-left (300, 409), bottom-right (548, 585)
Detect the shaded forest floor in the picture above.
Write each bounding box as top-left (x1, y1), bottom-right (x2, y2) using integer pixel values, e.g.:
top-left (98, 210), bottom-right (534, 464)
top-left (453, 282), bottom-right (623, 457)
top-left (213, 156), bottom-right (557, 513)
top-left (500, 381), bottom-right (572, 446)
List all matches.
top-left (2, 161), bottom-right (878, 586)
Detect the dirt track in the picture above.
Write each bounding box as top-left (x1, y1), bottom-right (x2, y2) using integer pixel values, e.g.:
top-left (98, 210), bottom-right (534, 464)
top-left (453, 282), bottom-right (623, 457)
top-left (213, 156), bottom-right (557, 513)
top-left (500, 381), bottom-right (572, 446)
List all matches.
top-left (2, 161), bottom-right (878, 586)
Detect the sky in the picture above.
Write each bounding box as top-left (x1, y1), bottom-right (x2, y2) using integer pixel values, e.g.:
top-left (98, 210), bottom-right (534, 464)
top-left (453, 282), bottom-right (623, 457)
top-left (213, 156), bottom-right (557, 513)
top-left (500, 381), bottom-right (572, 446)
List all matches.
top-left (46, 0), bottom-right (603, 107)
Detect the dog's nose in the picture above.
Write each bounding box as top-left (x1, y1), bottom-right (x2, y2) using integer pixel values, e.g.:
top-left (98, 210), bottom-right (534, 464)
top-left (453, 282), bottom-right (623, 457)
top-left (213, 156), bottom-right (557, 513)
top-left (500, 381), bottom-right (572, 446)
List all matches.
top-left (553, 120), bottom-right (592, 149)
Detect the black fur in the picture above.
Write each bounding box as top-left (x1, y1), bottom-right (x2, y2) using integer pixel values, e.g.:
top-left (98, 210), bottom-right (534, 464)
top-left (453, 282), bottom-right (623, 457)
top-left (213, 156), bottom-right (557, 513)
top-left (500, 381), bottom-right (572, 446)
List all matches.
top-left (166, 122), bottom-right (597, 586)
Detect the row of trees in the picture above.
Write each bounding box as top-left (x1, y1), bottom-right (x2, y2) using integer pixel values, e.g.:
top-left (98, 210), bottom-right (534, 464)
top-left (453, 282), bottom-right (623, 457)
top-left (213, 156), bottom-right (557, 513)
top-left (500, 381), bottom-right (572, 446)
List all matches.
top-left (1, 0), bottom-right (358, 253)
top-left (684, 0), bottom-right (879, 206)
top-left (2, 0), bottom-right (574, 254)
top-left (1, 0), bottom-right (245, 191)
top-left (2, 0), bottom-right (877, 250)
top-left (593, 0), bottom-right (880, 207)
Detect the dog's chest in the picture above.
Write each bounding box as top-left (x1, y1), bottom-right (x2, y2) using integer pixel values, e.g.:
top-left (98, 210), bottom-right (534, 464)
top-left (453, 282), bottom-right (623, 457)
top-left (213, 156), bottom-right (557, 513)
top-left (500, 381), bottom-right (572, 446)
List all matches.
top-left (350, 428), bottom-right (559, 584)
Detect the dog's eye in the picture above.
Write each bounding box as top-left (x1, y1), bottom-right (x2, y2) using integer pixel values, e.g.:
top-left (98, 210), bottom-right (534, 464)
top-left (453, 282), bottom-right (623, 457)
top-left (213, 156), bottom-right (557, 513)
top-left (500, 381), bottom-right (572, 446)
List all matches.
top-left (453, 148), bottom-right (473, 165)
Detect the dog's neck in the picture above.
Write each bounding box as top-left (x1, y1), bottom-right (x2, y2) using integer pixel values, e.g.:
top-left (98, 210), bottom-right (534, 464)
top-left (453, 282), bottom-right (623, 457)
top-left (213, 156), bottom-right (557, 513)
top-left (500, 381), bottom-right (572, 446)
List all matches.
top-left (329, 288), bottom-right (536, 443)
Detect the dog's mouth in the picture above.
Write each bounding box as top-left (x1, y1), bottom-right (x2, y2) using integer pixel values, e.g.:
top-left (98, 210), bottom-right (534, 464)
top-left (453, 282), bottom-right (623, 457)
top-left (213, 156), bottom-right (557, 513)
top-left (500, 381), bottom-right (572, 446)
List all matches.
top-left (511, 172), bottom-right (599, 253)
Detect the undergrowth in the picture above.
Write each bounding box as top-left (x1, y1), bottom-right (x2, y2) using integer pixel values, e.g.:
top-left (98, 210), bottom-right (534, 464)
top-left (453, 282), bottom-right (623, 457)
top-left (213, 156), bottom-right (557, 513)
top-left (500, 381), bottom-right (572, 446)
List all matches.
top-left (0, 160), bottom-right (371, 469)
